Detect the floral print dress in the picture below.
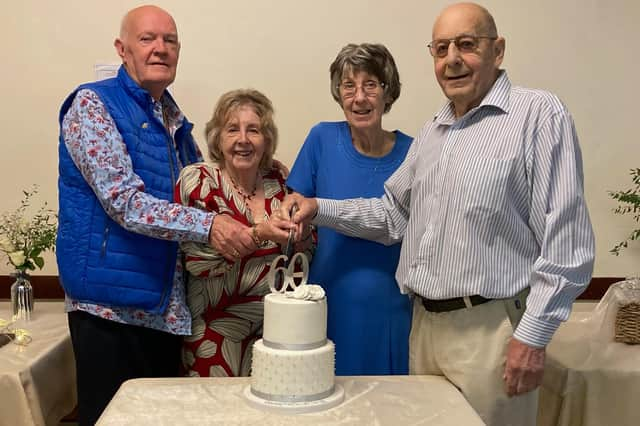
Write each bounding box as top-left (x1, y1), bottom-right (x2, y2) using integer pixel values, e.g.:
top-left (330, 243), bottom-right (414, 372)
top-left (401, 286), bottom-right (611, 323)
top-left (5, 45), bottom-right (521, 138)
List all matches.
top-left (176, 162), bottom-right (301, 377)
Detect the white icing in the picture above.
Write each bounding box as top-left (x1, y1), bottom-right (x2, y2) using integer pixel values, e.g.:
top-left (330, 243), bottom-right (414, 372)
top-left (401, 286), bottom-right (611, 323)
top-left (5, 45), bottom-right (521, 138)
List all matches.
top-left (286, 284), bottom-right (325, 301)
top-left (249, 262), bottom-right (342, 405)
top-left (251, 339), bottom-right (335, 398)
top-left (249, 270), bottom-right (336, 407)
top-left (262, 292), bottom-right (326, 347)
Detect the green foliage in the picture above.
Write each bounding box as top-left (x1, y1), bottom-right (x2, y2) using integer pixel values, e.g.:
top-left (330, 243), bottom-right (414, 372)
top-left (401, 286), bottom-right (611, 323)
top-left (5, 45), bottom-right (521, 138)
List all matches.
top-left (609, 168), bottom-right (640, 255)
top-left (0, 186), bottom-right (57, 271)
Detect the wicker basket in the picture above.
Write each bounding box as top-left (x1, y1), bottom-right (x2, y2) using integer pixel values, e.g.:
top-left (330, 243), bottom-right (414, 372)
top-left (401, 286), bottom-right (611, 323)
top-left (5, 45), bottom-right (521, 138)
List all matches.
top-left (615, 302), bottom-right (640, 344)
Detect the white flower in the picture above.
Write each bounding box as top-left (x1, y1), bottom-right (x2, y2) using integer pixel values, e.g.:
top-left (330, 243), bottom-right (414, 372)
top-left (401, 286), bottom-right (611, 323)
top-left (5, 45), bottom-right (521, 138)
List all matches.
top-left (287, 284), bottom-right (325, 301)
top-left (18, 218), bottom-right (30, 234)
top-left (0, 186), bottom-right (57, 271)
top-left (8, 250), bottom-right (26, 268)
top-left (307, 285), bottom-right (326, 300)
top-left (0, 235), bottom-right (14, 252)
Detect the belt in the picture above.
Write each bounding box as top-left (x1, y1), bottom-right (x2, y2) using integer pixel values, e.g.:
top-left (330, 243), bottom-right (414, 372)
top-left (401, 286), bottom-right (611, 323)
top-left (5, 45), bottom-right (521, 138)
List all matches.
top-left (420, 294), bottom-right (492, 313)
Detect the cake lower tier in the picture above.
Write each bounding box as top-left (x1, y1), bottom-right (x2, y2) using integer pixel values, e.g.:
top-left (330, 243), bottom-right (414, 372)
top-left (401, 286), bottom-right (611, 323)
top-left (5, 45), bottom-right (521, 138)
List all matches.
top-left (250, 339), bottom-right (335, 402)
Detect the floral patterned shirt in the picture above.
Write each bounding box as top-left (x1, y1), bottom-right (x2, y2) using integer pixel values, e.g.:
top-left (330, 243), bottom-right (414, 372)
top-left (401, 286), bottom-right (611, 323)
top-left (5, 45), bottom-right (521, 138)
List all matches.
top-left (61, 89), bottom-right (214, 335)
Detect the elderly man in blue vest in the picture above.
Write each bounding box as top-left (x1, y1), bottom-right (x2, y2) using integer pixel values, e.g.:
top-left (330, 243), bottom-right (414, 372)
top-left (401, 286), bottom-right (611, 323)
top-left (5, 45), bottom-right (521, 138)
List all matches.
top-left (57, 6), bottom-right (286, 425)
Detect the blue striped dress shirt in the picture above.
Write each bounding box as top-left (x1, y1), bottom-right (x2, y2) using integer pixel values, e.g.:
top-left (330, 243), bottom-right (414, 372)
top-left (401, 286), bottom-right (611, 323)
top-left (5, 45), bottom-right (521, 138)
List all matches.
top-left (314, 71), bottom-right (595, 348)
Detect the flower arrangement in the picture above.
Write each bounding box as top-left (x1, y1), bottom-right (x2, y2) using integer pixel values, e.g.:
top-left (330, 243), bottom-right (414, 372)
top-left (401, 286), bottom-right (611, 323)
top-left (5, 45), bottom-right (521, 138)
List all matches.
top-left (609, 168), bottom-right (640, 256)
top-left (0, 186), bottom-right (57, 272)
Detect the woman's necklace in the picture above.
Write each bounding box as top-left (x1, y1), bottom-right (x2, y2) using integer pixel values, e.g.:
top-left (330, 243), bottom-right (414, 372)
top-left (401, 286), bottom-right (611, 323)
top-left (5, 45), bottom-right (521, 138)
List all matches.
top-left (228, 172), bottom-right (258, 202)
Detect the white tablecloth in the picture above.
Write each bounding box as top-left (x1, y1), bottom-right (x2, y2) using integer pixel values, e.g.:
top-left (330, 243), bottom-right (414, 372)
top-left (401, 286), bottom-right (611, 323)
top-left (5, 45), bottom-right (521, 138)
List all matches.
top-left (98, 375), bottom-right (484, 425)
top-left (538, 298), bottom-right (640, 426)
top-left (0, 301), bottom-right (76, 426)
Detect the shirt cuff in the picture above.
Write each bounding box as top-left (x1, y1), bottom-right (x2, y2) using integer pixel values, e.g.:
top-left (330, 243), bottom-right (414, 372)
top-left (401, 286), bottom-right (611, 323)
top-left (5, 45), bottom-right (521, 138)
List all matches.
top-left (513, 311), bottom-right (561, 348)
top-left (190, 211), bottom-right (215, 244)
top-left (313, 199), bottom-right (341, 227)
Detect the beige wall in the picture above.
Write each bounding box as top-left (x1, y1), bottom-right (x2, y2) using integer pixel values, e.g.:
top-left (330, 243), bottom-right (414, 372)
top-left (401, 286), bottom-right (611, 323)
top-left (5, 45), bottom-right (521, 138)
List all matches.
top-left (1, 0), bottom-right (638, 276)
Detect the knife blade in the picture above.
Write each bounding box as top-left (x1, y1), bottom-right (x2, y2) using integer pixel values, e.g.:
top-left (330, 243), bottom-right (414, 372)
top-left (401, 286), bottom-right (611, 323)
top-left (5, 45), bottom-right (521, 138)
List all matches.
top-left (283, 204), bottom-right (298, 263)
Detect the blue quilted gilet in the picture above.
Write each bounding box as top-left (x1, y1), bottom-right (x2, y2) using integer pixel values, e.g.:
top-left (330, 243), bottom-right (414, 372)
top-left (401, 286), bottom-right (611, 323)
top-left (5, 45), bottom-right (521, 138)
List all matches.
top-left (56, 66), bottom-right (200, 313)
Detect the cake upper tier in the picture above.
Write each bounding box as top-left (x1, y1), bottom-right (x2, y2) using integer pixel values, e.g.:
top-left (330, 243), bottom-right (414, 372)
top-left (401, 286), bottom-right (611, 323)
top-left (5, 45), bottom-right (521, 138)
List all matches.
top-left (262, 292), bottom-right (327, 348)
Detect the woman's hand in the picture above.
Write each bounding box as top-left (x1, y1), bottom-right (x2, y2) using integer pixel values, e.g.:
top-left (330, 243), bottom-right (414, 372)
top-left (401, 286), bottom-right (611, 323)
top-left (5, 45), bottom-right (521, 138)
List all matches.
top-left (252, 220), bottom-right (292, 247)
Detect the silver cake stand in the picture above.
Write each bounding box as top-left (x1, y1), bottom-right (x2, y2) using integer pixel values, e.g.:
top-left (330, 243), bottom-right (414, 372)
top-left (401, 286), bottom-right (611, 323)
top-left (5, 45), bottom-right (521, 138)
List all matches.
top-left (243, 384), bottom-right (345, 414)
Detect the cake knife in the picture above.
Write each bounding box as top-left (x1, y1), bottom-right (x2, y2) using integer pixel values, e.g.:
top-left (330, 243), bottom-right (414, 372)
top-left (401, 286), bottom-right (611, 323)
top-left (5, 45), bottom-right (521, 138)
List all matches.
top-left (283, 204), bottom-right (298, 264)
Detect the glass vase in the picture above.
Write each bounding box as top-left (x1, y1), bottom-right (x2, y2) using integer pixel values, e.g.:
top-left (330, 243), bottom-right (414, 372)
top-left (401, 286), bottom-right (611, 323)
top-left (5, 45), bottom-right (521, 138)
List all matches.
top-left (10, 271), bottom-right (33, 322)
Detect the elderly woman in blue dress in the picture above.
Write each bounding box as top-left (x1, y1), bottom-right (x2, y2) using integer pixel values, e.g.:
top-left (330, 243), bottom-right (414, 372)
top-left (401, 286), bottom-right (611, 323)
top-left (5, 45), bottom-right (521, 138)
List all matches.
top-left (285, 43), bottom-right (412, 375)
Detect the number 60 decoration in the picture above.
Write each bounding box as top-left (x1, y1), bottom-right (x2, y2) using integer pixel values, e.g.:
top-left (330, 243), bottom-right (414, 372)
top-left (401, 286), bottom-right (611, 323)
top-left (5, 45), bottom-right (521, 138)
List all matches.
top-left (268, 252), bottom-right (309, 293)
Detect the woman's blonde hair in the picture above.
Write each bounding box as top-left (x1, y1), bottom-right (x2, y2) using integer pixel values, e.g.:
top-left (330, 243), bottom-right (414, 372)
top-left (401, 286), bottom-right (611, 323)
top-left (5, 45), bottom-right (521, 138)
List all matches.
top-left (204, 89), bottom-right (278, 170)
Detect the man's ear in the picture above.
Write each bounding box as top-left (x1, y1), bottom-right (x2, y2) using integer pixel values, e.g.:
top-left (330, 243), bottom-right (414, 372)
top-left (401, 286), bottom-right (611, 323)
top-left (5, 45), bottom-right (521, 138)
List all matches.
top-left (493, 37), bottom-right (506, 67)
top-left (114, 38), bottom-right (125, 61)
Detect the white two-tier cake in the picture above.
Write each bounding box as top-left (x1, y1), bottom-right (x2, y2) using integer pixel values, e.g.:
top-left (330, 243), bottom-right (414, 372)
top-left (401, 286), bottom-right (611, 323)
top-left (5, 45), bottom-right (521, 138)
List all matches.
top-left (244, 253), bottom-right (344, 413)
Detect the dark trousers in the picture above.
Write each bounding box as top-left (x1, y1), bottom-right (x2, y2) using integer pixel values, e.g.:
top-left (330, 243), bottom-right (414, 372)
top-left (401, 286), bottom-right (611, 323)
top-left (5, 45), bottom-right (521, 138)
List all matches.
top-left (68, 310), bottom-right (181, 426)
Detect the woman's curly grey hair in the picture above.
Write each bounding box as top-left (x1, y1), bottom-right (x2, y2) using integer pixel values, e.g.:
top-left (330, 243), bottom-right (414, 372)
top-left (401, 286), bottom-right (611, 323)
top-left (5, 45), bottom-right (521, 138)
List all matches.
top-left (329, 43), bottom-right (401, 113)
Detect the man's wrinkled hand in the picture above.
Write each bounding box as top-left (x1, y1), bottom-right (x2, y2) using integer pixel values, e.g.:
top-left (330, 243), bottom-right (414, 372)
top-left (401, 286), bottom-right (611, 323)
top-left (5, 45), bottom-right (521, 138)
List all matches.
top-left (503, 337), bottom-right (545, 397)
top-left (208, 214), bottom-right (254, 261)
top-left (279, 193), bottom-right (318, 240)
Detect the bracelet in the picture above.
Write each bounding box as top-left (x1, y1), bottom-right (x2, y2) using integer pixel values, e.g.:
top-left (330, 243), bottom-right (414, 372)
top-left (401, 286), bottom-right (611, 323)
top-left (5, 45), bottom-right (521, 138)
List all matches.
top-left (252, 224), bottom-right (266, 247)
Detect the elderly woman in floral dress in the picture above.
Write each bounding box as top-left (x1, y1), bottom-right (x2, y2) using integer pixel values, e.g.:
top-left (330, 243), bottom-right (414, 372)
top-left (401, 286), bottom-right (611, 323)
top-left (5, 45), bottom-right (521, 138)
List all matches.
top-left (176, 89), bottom-right (314, 377)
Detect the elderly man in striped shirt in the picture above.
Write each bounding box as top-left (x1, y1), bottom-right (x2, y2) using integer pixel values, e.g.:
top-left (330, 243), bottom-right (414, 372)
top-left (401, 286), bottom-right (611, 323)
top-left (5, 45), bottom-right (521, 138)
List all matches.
top-left (280, 2), bottom-right (595, 425)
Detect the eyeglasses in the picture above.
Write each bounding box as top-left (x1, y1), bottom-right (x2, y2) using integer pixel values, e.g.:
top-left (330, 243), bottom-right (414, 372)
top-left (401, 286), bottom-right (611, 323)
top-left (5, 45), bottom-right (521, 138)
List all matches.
top-left (337, 80), bottom-right (385, 98)
top-left (427, 35), bottom-right (497, 58)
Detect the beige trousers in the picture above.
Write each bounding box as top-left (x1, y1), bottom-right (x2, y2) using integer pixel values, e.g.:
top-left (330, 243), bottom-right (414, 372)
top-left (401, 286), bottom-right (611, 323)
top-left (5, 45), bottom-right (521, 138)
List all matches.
top-left (409, 295), bottom-right (538, 426)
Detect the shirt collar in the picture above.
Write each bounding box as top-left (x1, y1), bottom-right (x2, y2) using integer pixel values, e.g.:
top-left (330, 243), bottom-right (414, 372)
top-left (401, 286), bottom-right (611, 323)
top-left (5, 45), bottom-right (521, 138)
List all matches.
top-left (150, 95), bottom-right (184, 139)
top-left (433, 70), bottom-right (511, 125)
top-left (159, 95), bottom-right (184, 127)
